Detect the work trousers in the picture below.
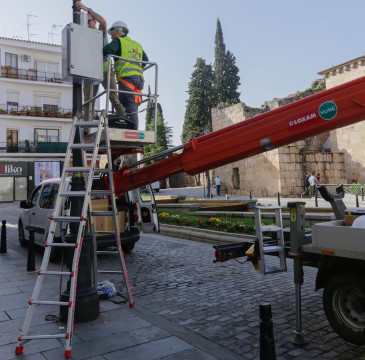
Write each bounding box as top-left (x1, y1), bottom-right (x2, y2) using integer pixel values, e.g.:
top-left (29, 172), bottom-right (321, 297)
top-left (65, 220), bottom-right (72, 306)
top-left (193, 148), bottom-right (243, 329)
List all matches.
top-left (83, 70), bottom-right (125, 122)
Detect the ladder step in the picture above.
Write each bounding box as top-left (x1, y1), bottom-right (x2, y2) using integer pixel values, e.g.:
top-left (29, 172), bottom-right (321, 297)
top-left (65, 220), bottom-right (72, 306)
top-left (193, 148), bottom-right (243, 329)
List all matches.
top-left (97, 250), bottom-right (119, 255)
top-left (90, 190), bottom-right (112, 196)
top-left (98, 270), bottom-right (123, 274)
top-left (59, 191), bottom-right (87, 197)
top-left (65, 167), bottom-right (91, 172)
top-left (38, 270), bottom-right (73, 276)
top-left (90, 211), bottom-right (115, 216)
top-left (262, 225), bottom-right (282, 232)
top-left (75, 121), bottom-right (100, 128)
top-left (20, 334), bottom-right (68, 341)
top-left (52, 216), bottom-right (85, 222)
top-left (263, 246), bottom-right (284, 254)
top-left (45, 242), bottom-right (77, 248)
top-left (29, 300), bottom-right (71, 306)
top-left (70, 144), bottom-right (107, 151)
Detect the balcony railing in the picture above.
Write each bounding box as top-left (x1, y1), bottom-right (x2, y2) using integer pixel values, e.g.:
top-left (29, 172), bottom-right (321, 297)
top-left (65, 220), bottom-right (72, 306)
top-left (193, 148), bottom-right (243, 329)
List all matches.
top-left (0, 104), bottom-right (73, 118)
top-left (1, 66), bottom-right (66, 83)
top-left (0, 141), bottom-right (68, 153)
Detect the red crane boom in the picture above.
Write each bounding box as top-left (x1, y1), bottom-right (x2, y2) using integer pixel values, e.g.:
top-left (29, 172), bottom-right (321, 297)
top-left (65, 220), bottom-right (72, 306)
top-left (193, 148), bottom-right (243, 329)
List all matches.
top-left (112, 75), bottom-right (365, 195)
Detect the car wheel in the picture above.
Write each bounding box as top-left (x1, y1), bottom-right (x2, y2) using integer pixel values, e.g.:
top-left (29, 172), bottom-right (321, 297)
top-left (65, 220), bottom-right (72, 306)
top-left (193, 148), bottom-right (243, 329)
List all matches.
top-left (18, 221), bottom-right (27, 247)
top-left (122, 243), bottom-right (135, 253)
top-left (323, 272), bottom-right (365, 345)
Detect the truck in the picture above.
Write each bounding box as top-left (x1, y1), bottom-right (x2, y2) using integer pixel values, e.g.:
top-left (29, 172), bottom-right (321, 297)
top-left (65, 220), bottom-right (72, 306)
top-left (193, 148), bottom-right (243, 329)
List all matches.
top-left (98, 74), bottom-right (365, 345)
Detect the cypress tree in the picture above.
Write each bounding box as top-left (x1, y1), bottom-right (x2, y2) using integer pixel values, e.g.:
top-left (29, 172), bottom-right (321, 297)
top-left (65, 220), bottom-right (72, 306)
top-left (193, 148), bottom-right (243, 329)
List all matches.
top-left (181, 57), bottom-right (214, 143)
top-left (213, 18), bottom-right (241, 106)
top-left (143, 102), bottom-right (172, 162)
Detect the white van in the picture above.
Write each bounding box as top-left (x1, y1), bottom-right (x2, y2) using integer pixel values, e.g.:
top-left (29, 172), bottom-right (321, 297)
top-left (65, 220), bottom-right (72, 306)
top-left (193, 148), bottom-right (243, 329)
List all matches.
top-left (19, 177), bottom-right (159, 262)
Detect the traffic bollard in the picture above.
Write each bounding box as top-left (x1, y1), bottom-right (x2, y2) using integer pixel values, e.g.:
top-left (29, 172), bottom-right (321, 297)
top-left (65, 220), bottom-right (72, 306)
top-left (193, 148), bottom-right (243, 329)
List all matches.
top-left (315, 188), bottom-right (318, 207)
top-left (27, 228), bottom-right (36, 271)
top-left (260, 303), bottom-right (276, 360)
top-left (0, 220), bottom-right (7, 253)
top-left (356, 195), bottom-right (359, 208)
top-left (250, 191), bottom-right (252, 200)
top-left (277, 192), bottom-right (281, 206)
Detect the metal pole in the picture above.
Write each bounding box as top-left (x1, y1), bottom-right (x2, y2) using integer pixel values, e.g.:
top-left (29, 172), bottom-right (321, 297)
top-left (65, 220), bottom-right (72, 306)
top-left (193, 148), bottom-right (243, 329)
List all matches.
top-left (315, 187), bottom-right (318, 207)
top-left (362, 186), bottom-right (364, 202)
top-left (356, 195), bottom-right (359, 208)
top-left (250, 191), bottom-right (252, 200)
top-left (260, 303), bottom-right (276, 360)
top-left (27, 228), bottom-right (36, 271)
top-left (60, 0), bottom-right (99, 323)
top-left (0, 220), bottom-right (7, 253)
top-left (277, 192), bottom-right (281, 206)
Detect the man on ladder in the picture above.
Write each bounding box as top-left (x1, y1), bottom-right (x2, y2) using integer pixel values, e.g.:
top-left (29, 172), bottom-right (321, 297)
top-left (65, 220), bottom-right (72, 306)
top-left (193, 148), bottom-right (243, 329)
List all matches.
top-left (103, 21), bottom-right (149, 130)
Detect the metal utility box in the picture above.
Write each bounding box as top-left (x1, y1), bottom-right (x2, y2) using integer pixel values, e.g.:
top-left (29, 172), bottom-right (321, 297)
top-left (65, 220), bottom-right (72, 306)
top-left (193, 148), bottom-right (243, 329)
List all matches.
top-left (62, 23), bottom-right (103, 83)
top-left (312, 220), bottom-right (365, 253)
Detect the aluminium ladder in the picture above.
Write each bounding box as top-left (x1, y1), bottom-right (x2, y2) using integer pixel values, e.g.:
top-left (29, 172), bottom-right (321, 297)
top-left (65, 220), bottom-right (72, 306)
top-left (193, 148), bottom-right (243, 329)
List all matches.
top-left (252, 205), bottom-right (287, 275)
top-left (15, 113), bottom-right (134, 358)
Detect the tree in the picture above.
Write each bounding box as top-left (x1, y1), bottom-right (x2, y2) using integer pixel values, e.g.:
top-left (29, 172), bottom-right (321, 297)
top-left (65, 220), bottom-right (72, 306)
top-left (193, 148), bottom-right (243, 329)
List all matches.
top-left (181, 58), bottom-right (214, 144)
top-left (213, 18), bottom-right (241, 107)
top-left (143, 101), bottom-right (172, 162)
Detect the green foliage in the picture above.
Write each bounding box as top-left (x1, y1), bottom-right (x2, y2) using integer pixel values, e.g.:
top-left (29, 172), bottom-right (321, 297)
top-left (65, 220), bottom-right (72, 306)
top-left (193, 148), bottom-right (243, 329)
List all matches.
top-left (181, 58), bottom-right (214, 143)
top-left (349, 183), bottom-right (363, 195)
top-left (158, 210), bottom-right (273, 235)
top-left (213, 18), bottom-right (241, 107)
top-left (143, 102), bottom-right (173, 161)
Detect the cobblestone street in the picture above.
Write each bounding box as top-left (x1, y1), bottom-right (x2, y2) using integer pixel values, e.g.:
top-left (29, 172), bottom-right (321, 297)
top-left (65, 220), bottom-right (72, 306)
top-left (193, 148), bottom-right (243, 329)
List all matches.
top-left (1, 201), bottom-right (365, 359)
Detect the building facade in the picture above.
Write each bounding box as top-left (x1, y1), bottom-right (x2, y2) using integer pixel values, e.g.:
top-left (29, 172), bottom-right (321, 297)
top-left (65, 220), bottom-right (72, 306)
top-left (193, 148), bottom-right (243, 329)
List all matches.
top-left (0, 37), bottom-right (73, 201)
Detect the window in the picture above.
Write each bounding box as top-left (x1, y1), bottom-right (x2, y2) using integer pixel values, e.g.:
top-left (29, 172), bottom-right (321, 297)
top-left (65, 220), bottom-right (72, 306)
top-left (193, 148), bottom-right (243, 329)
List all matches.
top-left (7, 91), bottom-right (19, 111)
top-left (30, 186), bottom-right (42, 207)
top-left (39, 183), bottom-right (59, 209)
top-left (5, 53), bottom-right (18, 68)
top-left (35, 129), bottom-right (59, 142)
top-left (34, 92), bottom-right (59, 110)
top-left (7, 129), bottom-right (18, 152)
top-left (233, 167), bottom-right (240, 189)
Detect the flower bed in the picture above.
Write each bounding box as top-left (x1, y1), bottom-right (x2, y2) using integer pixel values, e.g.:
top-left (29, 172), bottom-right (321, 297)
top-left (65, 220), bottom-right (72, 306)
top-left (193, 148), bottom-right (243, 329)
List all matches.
top-left (158, 210), bottom-right (273, 235)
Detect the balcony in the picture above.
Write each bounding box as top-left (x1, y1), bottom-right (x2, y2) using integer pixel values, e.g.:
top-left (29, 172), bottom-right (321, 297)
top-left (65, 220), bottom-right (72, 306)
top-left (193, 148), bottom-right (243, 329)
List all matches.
top-left (1, 66), bottom-right (65, 84)
top-left (0, 141), bottom-right (68, 153)
top-left (0, 104), bottom-right (73, 118)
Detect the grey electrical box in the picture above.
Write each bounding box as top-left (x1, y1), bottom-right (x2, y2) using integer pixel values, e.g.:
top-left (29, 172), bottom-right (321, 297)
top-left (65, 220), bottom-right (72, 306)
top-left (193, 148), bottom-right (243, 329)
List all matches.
top-left (62, 23), bottom-right (103, 83)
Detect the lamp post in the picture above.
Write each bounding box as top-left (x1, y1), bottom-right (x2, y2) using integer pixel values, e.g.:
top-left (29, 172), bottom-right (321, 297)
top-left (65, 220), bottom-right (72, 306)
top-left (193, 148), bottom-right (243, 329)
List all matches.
top-left (60, 0), bottom-right (99, 323)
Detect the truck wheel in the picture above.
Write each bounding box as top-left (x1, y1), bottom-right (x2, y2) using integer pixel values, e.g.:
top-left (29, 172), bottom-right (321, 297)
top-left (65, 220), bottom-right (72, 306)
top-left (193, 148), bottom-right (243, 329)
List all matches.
top-left (18, 221), bottom-right (27, 247)
top-left (323, 273), bottom-right (365, 345)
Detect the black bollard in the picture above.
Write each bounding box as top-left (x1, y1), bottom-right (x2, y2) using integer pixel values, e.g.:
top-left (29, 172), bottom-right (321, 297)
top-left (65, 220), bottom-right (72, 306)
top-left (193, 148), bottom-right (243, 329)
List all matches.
top-left (0, 220), bottom-right (7, 253)
top-left (27, 228), bottom-right (36, 271)
top-left (315, 187), bottom-right (318, 208)
top-left (250, 191), bottom-right (252, 200)
top-left (277, 192), bottom-right (281, 206)
top-left (356, 195), bottom-right (359, 208)
top-left (260, 303), bottom-right (276, 360)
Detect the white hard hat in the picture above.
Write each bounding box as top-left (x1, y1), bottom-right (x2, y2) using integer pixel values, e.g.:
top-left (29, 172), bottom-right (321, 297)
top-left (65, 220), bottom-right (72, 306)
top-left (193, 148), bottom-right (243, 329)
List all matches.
top-left (108, 21), bottom-right (129, 36)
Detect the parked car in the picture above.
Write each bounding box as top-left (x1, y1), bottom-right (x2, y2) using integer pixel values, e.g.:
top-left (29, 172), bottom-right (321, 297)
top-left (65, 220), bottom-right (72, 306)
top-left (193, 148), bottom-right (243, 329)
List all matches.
top-left (18, 178), bottom-right (159, 262)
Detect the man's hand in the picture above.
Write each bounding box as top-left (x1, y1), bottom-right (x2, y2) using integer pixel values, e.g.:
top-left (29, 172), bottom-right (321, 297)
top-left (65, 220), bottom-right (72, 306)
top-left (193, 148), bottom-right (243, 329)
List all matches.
top-left (75, 1), bottom-right (87, 12)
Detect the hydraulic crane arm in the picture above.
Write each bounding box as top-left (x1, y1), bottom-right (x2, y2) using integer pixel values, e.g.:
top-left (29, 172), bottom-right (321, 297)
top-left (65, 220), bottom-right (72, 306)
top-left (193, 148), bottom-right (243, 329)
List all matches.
top-left (112, 75), bottom-right (365, 195)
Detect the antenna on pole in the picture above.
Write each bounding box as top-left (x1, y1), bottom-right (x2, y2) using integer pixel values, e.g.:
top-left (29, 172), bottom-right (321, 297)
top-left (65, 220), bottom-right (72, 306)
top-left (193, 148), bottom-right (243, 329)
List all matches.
top-left (27, 14), bottom-right (39, 41)
top-left (49, 24), bottom-right (62, 44)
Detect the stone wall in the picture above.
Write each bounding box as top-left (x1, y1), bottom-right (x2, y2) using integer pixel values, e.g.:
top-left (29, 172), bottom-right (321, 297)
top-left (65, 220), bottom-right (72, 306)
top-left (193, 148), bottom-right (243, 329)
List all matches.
top-left (319, 56), bottom-right (365, 184)
top-left (211, 101), bottom-right (346, 197)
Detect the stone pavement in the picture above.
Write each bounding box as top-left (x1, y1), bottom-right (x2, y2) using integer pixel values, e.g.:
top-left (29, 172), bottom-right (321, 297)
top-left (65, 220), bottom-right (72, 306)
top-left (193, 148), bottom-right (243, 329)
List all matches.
top-left (1, 199), bottom-right (365, 359)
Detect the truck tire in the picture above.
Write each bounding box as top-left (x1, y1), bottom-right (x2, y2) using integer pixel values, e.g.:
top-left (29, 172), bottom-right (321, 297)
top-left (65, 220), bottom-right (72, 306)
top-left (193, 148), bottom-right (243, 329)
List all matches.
top-left (323, 272), bottom-right (365, 345)
top-left (18, 221), bottom-right (27, 247)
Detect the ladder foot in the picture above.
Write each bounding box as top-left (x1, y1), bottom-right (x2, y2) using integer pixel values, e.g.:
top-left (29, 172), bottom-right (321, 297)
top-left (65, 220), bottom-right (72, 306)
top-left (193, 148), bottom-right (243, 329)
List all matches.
top-left (129, 301), bottom-right (135, 308)
top-left (65, 349), bottom-right (72, 358)
top-left (15, 346), bottom-right (24, 355)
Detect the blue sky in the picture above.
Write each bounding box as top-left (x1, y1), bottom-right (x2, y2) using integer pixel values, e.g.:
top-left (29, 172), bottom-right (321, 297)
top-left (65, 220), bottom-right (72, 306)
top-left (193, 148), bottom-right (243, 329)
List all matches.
top-left (2, 0), bottom-right (365, 145)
